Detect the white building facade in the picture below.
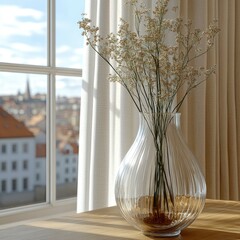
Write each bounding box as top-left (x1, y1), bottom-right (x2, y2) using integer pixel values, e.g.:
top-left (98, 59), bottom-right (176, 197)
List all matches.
top-left (0, 138), bottom-right (35, 194)
top-left (0, 106), bottom-right (78, 207)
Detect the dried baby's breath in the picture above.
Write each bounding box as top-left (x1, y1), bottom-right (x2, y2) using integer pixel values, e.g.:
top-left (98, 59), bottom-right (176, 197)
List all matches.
top-left (78, 0), bottom-right (219, 115)
top-left (78, 0), bottom-right (219, 213)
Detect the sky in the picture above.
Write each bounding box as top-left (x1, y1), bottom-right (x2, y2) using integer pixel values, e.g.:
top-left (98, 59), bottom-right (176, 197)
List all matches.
top-left (0, 0), bottom-right (85, 97)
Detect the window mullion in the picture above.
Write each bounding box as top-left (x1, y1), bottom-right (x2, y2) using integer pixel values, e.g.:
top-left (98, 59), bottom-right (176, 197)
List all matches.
top-left (46, 0), bottom-right (56, 205)
top-left (0, 63), bottom-right (82, 76)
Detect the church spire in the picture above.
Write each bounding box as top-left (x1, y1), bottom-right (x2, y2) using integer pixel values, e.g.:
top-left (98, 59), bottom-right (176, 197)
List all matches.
top-left (24, 76), bottom-right (31, 100)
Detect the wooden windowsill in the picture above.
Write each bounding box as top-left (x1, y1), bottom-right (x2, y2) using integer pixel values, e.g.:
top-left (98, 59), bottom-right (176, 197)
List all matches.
top-left (0, 199), bottom-right (239, 240)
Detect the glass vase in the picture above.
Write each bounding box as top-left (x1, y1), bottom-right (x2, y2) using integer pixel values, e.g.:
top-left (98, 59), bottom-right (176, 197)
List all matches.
top-left (114, 113), bottom-right (206, 237)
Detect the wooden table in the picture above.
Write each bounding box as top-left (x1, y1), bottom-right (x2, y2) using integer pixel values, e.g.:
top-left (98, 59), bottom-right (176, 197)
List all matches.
top-left (0, 199), bottom-right (239, 240)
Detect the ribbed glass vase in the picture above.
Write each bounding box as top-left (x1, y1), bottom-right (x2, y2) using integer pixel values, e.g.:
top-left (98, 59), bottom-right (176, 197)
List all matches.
top-left (115, 113), bottom-right (206, 237)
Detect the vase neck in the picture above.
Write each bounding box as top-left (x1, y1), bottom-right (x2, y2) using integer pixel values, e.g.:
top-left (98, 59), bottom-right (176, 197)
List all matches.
top-left (139, 112), bottom-right (181, 130)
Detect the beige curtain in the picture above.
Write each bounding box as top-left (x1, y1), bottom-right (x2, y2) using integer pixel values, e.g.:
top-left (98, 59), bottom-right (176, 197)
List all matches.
top-left (179, 0), bottom-right (240, 200)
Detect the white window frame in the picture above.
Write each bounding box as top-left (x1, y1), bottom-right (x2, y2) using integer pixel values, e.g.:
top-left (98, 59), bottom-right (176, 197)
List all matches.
top-left (0, 0), bottom-right (82, 217)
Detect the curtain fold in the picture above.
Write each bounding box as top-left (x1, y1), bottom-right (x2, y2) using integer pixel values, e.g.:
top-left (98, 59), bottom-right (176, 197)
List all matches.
top-left (77, 0), bottom-right (111, 212)
top-left (179, 0), bottom-right (240, 200)
top-left (77, 0), bottom-right (240, 213)
top-left (77, 0), bottom-right (137, 213)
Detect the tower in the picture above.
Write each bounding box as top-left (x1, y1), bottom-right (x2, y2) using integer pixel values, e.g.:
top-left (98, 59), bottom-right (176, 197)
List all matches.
top-left (24, 76), bottom-right (31, 101)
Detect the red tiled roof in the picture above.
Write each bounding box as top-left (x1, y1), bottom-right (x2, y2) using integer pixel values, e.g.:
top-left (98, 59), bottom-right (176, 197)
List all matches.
top-left (58, 141), bottom-right (79, 155)
top-left (0, 106), bottom-right (34, 138)
top-left (36, 143), bottom-right (46, 158)
top-left (70, 142), bottom-right (79, 154)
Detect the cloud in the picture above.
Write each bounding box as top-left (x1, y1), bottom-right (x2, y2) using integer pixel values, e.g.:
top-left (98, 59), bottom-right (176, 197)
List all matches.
top-left (1, 5), bottom-right (43, 20)
top-left (11, 43), bottom-right (43, 53)
top-left (0, 4), bottom-right (84, 70)
top-left (56, 45), bottom-right (71, 54)
top-left (0, 5), bottom-right (46, 64)
top-left (0, 46), bottom-right (45, 65)
top-left (0, 5), bottom-right (45, 38)
top-left (56, 77), bottom-right (82, 97)
top-left (55, 46), bottom-right (84, 68)
top-left (75, 47), bottom-right (85, 54)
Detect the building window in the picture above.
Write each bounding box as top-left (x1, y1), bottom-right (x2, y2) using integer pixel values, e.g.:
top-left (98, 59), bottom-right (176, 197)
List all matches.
top-left (12, 144), bottom-right (17, 153)
top-left (12, 161), bottom-right (17, 171)
top-left (36, 174), bottom-right (40, 181)
top-left (23, 178), bottom-right (28, 190)
top-left (12, 179), bottom-right (17, 191)
top-left (23, 160), bottom-right (28, 170)
top-left (1, 180), bottom-right (7, 192)
top-left (65, 158), bottom-right (69, 164)
top-left (23, 143), bottom-right (28, 153)
top-left (65, 168), bottom-right (69, 174)
top-left (1, 162), bottom-right (7, 171)
top-left (1, 144), bottom-right (7, 154)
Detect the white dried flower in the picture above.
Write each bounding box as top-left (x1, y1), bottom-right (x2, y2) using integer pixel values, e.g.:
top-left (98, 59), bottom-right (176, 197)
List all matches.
top-left (78, 0), bottom-right (220, 114)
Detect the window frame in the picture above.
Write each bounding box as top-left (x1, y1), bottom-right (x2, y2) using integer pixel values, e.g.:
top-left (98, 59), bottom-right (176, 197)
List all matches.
top-left (0, 0), bottom-right (82, 215)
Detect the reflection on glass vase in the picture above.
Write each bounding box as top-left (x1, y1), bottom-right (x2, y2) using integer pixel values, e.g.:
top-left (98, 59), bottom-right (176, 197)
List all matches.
top-left (115, 113), bottom-right (206, 237)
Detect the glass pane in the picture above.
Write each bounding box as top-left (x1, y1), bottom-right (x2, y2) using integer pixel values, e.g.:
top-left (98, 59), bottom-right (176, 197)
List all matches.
top-left (0, 72), bottom-right (47, 209)
top-left (56, 76), bottom-right (81, 200)
top-left (0, 0), bottom-right (47, 65)
top-left (56, 0), bottom-right (85, 68)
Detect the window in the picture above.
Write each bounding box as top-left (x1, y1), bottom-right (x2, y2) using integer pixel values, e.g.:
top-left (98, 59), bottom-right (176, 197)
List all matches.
top-left (1, 162), bottom-right (7, 171)
top-left (1, 180), bottom-right (7, 192)
top-left (0, 0), bottom-right (83, 211)
top-left (36, 174), bottom-right (40, 181)
top-left (56, 77), bottom-right (80, 200)
top-left (1, 145), bottom-right (7, 154)
top-left (12, 161), bottom-right (17, 171)
top-left (12, 179), bottom-right (17, 192)
top-left (56, 0), bottom-right (84, 68)
top-left (23, 178), bottom-right (28, 190)
top-left (22, 160), bottom-right (28, 170)
top-left (12, 144), bottom-right (17, 153)
top-left (23, 143), bottom-right (28, 153)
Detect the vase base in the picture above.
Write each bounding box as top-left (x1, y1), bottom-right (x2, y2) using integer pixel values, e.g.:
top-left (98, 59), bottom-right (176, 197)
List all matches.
top-left (143, 230), bottom-right (181, 238)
